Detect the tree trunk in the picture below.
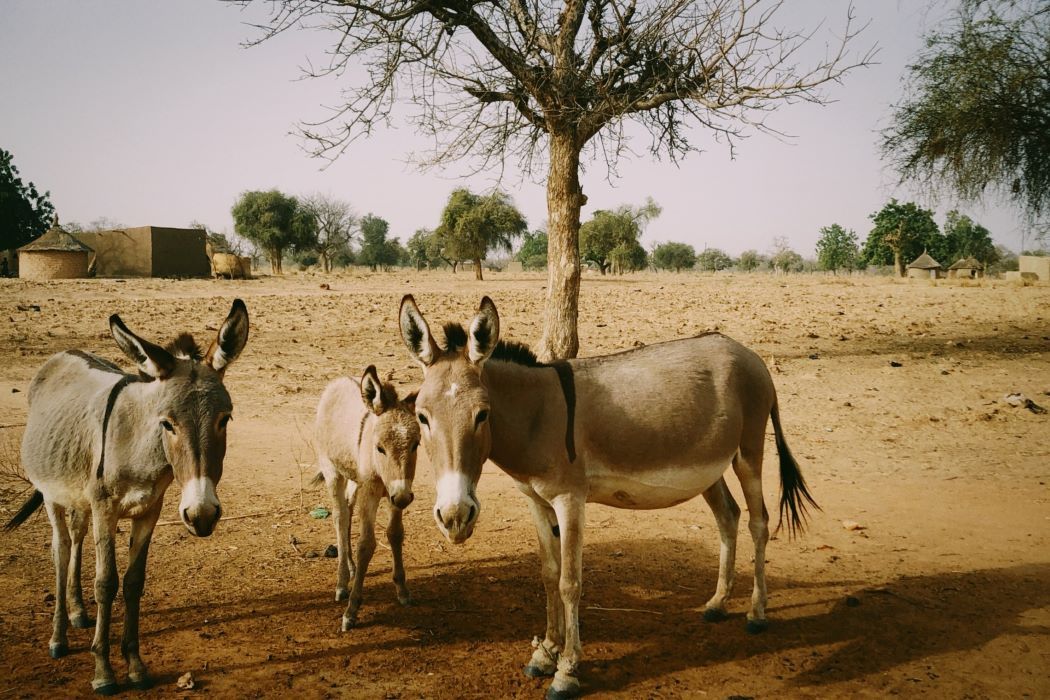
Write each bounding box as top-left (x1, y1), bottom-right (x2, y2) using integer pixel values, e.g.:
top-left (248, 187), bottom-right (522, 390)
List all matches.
top-left (473, 258), bottom-right (484, 281)
top-left (451, 261), bottom-right (458, 273)
top-left (599, 262), bottom-right (607, 276)
top-left (538, 131), bottom-right (584, 361)
top-left (893, 248), bottom-right (904, 277)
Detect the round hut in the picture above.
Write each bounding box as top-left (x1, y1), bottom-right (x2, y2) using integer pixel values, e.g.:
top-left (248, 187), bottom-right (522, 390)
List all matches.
top-left (17, 218), bottom-right (93, 280)
top-left (906, 250), bottom-right (943, 279)
top-left (948, 257), bottom-right (984, 279)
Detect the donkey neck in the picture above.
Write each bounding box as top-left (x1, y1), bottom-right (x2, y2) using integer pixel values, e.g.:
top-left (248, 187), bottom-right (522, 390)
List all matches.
top-left (484, 359), bottom-right (574, 480)
top-left (103, 378), bottom-right (170, 480)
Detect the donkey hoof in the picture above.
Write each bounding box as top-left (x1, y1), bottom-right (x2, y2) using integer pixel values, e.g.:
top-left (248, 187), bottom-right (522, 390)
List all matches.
top-left (341, 617), bottom-right (357, 632)
top-left (746, 619), bottom-right (769, 635)
top-left (335, 588), bottom-right (349, 602)
top-left (397, 592), bottom-right (413, 607)
top-left (128, 675), bottom-right (153, 691)
top-left (546, 678), bottom-right (581, 700)
top-left (92, 682), bottom-right (120, 696)
top-left (702, 608), bottom-right (728, 623)
top-left (524, 663), bottom-right (555, 679)
top-left (48, 642), bottom-right (68, 659)
top-left (70, 613), bottom-right (95, 629)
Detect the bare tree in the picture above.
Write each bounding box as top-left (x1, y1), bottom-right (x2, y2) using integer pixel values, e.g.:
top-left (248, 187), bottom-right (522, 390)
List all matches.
top-left (238, 0), bottom-right (874, 359)
top-left (302, 193), bottom-right (356, 272)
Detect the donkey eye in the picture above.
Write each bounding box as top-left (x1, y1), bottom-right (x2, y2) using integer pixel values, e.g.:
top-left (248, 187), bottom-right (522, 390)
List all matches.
top-left (417, 413), bottom-right (429, 427)
top-left (219, 415), bottom-right (232, 429)
top-left (160, 420), bottom-right (175, 434)
top-left (377, 446), bottom-right (386, 455)
top-left (475, 410), bottom-right (489, 428)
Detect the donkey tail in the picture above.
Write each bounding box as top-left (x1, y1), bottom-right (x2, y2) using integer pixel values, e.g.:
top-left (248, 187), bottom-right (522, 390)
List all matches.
top-left (771, 399), bottom-right (819, 538)
top-left (4, 490), bottom-right (44, 532)
top-left (309, 472), bottom-right (325, 489)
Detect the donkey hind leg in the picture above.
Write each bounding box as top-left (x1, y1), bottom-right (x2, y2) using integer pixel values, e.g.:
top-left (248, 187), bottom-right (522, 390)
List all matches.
top-left (700, 476), bottom-right (741, 623)
top-left (549, 493), bottom-right (586, 700)
top-left (732, 445), bottom-right (770, 634)
top-left (386, 504), bottom-right (412, 605)
top-left (67, 508), bottom-right (94, 628)
top-left (523, 496), bottom-right (564, 679)
top-left (88, 503), bottom-right (120, 695)
top-left (342, 481), bottom-right (380, 631)
top-left (44, 502), bottom-right (72, 659)
top-left (324, 466), bottom-right (353, 602)
top-left (121, 500), bottom-right (163, 690)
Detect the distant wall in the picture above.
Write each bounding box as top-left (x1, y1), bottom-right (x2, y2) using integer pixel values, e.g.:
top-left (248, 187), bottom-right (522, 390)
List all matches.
top-left (18, 250), bottom-right (89, 280)
top-left (77, 228), bottom-right (152, 277)
top-left (150, 227), bottom-right (210, 277)
top-left (1018, 255), bottom-right (1050, 280)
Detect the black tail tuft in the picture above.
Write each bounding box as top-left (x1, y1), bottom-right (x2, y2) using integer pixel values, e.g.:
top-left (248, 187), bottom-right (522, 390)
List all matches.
top-left (309, 473), bottom-right (325, 489)
top-left (771, 402), bottom-right (820, 539)
top-left (4, 490), bottom-right (44, 532)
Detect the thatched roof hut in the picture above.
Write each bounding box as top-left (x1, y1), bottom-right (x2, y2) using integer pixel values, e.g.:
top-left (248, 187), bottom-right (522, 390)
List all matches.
top-left (17, 218), bottom-right (93, 280)
top-left (907, 250), bottom-right (943, 279)
top-left (948, 257), bottom-right (984, 279)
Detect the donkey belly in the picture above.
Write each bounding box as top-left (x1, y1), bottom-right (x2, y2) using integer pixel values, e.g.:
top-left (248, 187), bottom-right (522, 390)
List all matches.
top-left (587, 460), bottom-right (730, 510)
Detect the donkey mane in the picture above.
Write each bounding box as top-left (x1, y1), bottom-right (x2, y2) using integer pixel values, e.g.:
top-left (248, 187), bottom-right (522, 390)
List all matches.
top-left (166, 333), bottom-right (203, 362)
top-left (441, 323), bottom-right (543, 367)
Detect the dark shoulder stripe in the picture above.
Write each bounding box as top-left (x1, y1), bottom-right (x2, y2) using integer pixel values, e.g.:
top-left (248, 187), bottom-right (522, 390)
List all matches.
top-left (549, 361), bottom-right (577, 463)
top-left (96, 374), bottom-right (142, 479)
top-left (67, 349), bottom-right (124, 374)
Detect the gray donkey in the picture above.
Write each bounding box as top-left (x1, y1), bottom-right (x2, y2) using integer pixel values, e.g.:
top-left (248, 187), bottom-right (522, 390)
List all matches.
top-left (314, 366), bottom-right (419, 631)
top-left (5, 300), bottom-right (249, 695)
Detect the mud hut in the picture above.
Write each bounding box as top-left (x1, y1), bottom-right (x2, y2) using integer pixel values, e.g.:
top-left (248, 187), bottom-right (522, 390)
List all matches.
top-left (906, 250), bottom-right (943, 279)
top-left (948, 257), bottom-right (984, 279)
top-left (17, 219), bottom-right (93, 280)
top-left (1018, 255), bottom-right (1050, 281)
top-left (74, 226), bottom-right (210, 278)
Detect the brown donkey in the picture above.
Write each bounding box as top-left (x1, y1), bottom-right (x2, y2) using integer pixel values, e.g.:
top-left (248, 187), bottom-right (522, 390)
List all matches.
top-left (314, 366), bottom-right (419, 630)
top-left (5, 300), bottom-right (249, 695)
top-left (399, 295), bottom-right (817, 700)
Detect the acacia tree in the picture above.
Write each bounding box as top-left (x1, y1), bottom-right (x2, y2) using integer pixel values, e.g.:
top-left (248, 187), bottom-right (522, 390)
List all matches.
top-left (358, 214), bottom-right (398, 271)
top-left (882, 0), bottom-right (1050, 245)
top-left (1, 148), bottom-right (54, 250)
top-left (653, 242), bottom-right (698, 272)
top-left (231, 190), bottom-right (317, 273)
top-left (580, 198), bottom-right (659, 274)
top-left (736, 249), bottom-right (763, 271)
top-left (437, 188), bottom-right (527, 280)
top-left (302, 193), bottom-right (355, 272)
top-left (860, 200), bottom-right (942, 276)
top-left (241, 1), bottom-right (873, 360)
top-left (942, 210), bottom-right (998, 265)
top-left (815, 224), bottom-right (859, 273)
top-left (517, 229), bottom-right (549, 270)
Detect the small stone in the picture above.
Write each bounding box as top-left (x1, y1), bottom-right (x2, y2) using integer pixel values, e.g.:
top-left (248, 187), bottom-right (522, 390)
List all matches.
top-left (11, 388), bottom-right (20, 393)
top-left (324, 544), bottom-right (338, 558)
top-left (43, 593), bottom-right (55, 603)
top-left (303, 550), bottom-right (319, 559)
top-left (176, 671), bottom-right (195, 690)
top-left (842, 520), bottom-right (866, 531)
top-left (889, 361), bottom-right (903, 367)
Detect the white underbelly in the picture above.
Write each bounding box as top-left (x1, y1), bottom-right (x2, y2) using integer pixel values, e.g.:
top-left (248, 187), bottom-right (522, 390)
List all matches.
top-left (587, 460), bottom-right (731, 509)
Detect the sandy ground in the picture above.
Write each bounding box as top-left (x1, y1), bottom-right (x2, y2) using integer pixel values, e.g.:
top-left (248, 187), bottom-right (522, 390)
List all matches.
top-left (0, 271), bottom-right (1047, 699)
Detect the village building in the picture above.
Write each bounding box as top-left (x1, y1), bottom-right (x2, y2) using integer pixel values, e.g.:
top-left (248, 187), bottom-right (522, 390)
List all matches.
top-left (906, 250), bottom-right (943, 279)
top-left (17, 219), bottom-right (93, 280)
top-left (74, 226), bottom-right (210, 278)
top-left (1018, 255), bottom-right (1050, 281)
top-left (947, 257), bottom-right (984, 279)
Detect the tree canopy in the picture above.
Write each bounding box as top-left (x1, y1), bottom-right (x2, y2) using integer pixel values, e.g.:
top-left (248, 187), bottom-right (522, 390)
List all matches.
top-left (243, 0), bottom-right (873, 360)
top-left (815, 224), bottom-right (860, 273)
top-left (436, 188), bottom-right (527, 280)
top-left (301, 193), bottom-right (355, 272)
top-left (695, 247), bottom-right (732, 272)
top-left (231, 190), bottom-right (317, 274)
top-left (942, 210), bottom-right (999, 265)
top-left (860, 200), bottom-right (942, 276)
top-left (579, 198), bottom-right (659, 275)
top-left (358, 214), bottom-right (400, 271)
top-left (517, 229), bottom-right (549, 271)
top-left (1, 148), bottom-right (54, 251)
top-left (736, 249), bottom-right (764, 272)
top-left (881, 0), bottom-right (1050, 242)
top-left (653, 242), bottom-right (699, 272)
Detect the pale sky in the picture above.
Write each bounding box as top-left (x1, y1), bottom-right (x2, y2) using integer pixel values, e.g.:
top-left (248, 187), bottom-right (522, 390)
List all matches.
top-left (0, 1), bottom-right (1028, 256)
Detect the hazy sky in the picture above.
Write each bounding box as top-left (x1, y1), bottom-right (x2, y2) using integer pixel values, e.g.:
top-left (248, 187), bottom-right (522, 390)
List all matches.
top-left (0, 1), bottom-right (1027, 256)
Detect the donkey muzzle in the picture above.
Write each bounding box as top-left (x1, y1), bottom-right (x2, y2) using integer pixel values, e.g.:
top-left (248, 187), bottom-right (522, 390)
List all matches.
top-left (180, 477), bottom-right (222, 537)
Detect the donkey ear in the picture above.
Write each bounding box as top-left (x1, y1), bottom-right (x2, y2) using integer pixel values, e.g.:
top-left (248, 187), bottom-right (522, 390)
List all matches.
top-left (359, 365), bottom-right (386, 415)
top-left (109, 315), bottom-right (176, 379)
top-left (206, 299), bottom-right (249, 376)
top-left (401, 390), bottom-right (418, 411)
top-left (467, 296), bottom-right (499, 366)
top-left (399, 295), bottom-right (439, 368)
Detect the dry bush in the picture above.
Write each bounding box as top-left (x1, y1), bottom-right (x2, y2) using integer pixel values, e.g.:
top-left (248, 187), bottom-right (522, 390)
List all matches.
top-left (0, 429), bottom-right (31, 505)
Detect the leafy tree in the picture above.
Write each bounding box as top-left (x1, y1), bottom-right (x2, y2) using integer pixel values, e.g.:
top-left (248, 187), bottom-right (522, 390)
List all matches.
top-left (815, 224), bottom-right (860, 273)
top-left (860, 200), bottom-right (943, 276)
top-left (437, 188), bottom-right (527, 280)
top-left (695, 247), bottom-right (732, 272)
top-left (517, 229), bottom-right (548, 271)
top-left (580, 199), bottom-right (660, 275)
top-left (231, 190), bottom-right (317, 273)
top-left (609, 240), bottom-right (649, 274)
top-left (986, 244), bottom-right (1017, 275)
top-left (942, 210), bottom-right (998, 265)
top-left (358, 214), bottom-right (398, 271)
top-left (736, 249), bottom-right (764, 272)
top-left (1, 148), bottom-right (54, 250)
top-left (881, 0), bottom-right (1050, 242)
top-left (301, 193), bottom-right (355, 272)
top-left (652, 242), bottom-right (698, 272)
top-left (407, 228), bottom-right (443, 270)
top-left (385, 237), bottom-right (409, 269)
top-left (768, 237), bottom-right (805, 273)
top-left (248, 2), bottom-right (873, 360)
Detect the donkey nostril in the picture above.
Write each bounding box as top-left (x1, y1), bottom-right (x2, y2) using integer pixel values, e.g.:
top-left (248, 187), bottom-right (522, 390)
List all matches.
top-left (181, 508), bottom-right (190, 524)
top-left (468, 505), bottom-right (477, 523)
top-left (214, 505), bottom-right (222, 521)
top-left (436, 508), bottom-right (443, 524)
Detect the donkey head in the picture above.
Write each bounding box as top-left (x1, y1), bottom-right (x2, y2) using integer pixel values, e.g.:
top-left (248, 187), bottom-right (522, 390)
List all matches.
top-left (399, 295), bottom-right (499, 544)
top-left (359, 365), bottom-right (419, 510)
top-left (109, 299), bottom-right (249, 537)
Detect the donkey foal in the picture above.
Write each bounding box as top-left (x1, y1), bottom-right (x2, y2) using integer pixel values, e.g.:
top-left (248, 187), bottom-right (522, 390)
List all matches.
top-left (5, 300), bottom-right (249, 695)
top-left (314, 366), bottom-right (419, 630)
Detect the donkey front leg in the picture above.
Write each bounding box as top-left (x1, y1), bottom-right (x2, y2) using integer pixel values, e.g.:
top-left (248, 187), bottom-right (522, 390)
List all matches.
top-left (386, 505), bottom-right (412, 606)
top-left (67, 507), bottom-right (94, 629)
top-left (44, 502), bottom-right (71, 659)
top-left (121, 500), bottom-right (163, 690)
top-left (548, 494), bottom-right (586, 700)
top-left (324, 468), bottom-right (354, 602)
top-left (89, 504), bottom-right (120, 695)
top-left (523, 496), bottom-right (563, 679)
top-left (342, 482), bottom-right (381, 631)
